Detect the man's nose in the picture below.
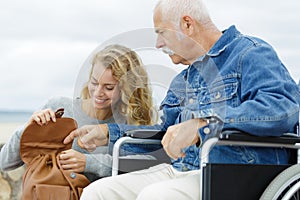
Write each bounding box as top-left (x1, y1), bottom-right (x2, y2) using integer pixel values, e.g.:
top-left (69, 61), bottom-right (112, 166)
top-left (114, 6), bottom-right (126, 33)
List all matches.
top-left (156, 35), bottom-right (165, 49)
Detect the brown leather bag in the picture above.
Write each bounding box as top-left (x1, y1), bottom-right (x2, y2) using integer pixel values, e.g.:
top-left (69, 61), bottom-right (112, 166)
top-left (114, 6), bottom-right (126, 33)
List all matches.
top-left (20, 108), bottom-right (90, 200)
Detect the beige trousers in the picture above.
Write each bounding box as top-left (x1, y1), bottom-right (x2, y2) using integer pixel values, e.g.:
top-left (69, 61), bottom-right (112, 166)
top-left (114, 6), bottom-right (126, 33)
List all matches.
top-left (80, 163), bottom-right (200, 200)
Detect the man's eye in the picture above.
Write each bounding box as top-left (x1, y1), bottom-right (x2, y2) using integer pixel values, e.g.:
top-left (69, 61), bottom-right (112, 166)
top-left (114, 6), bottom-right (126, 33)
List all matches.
top-left (106, 86), bottom-right (114, 90)
top-left (156, 29), bottom-right (164, 35)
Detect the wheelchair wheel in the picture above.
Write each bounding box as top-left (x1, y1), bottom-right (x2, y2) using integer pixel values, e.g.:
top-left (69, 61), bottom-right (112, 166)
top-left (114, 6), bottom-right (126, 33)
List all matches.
top-left (260, 164), bottom-right (300, 200)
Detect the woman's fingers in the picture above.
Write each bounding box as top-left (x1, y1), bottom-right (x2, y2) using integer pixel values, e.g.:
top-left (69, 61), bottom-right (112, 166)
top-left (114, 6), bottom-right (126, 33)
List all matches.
top-left (30, 109), bottom-right (57, 126)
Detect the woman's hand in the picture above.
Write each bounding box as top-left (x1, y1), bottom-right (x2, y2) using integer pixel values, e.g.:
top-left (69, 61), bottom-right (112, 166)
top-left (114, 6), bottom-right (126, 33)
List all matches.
top-left (59, 149), bottom-right (86, 173)
top-left (28, 108), bottom-right (56, 126)
top-left (63, 124), bottom-right (109, 152)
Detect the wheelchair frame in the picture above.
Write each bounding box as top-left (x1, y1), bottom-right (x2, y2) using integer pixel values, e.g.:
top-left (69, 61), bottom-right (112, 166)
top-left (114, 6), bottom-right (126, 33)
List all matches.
top-left (201, 132), bottom-right (300, 200)
top-left (112, 129), bottom-right (300, 199)
top-left (112, 129), bottom-right (167, 176)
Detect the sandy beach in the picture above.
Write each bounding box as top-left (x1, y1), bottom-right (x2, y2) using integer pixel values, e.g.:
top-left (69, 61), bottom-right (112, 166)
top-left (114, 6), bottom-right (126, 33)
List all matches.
top-left (0, 123), bottom-right (23, 144)
top-left (0, 122), bottom-right (25, 200)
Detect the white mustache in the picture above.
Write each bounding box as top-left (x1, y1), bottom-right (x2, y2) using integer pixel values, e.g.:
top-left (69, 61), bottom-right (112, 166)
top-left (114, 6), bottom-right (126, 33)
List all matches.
top-left (162, 47), bottom-right (174, 56)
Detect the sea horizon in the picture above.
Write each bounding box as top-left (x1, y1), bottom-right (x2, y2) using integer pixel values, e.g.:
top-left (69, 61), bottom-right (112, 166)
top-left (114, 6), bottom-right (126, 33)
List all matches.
top-left (0, 110), bottom-right (33, 123)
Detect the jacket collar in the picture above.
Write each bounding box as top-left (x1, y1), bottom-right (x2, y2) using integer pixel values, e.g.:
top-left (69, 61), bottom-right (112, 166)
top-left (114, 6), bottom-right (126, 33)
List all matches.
top-left (207, 25), bottom-right (241, 57)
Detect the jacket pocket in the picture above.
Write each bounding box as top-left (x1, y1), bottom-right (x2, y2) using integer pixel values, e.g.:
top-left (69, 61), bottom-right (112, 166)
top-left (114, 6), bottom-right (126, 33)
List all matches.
top-left (201, 75), bottom-right (239, 106)
top-left (160, 93), bottom-right (184, 127)
top-left (160, 90), bottom-right (184, 107)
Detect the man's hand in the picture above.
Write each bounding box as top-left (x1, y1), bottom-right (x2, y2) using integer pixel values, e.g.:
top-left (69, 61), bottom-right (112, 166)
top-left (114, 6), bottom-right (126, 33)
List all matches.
top-left (63, 124), bottom-right (109, 152)
top-left (161, 119), bottom-right (207, 160)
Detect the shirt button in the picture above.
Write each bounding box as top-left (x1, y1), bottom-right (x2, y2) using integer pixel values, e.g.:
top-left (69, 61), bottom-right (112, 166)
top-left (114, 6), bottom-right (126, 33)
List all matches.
top-left (215, 92), bottom-right (221, 100)
top-left (189, 98), bottom-right (194, 104)
top-left (203, 127), bottom-right (211, 134)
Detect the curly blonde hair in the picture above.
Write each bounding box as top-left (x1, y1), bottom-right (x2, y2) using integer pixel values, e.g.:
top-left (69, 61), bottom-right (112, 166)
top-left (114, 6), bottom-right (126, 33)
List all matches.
top-left (81, 44), bottom-right (156, 125)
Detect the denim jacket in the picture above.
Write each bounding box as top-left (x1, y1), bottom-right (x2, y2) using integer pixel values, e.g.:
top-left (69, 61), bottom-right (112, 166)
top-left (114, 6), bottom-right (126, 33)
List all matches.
top-left (108, 25), bottom-right (300, 171)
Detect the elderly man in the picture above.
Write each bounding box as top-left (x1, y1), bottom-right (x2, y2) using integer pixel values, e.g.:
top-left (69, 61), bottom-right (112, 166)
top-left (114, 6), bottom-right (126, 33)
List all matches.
top-left (64, 0), bottom-right (300, 199)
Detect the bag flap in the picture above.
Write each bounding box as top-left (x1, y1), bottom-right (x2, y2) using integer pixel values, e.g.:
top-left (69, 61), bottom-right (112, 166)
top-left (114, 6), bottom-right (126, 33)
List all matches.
top-left (20, 109), bottom-right (78, 164)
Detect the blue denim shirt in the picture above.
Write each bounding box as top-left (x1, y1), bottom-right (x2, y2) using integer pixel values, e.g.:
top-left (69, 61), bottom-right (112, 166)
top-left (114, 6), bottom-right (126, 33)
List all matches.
top-left (108, 25), bottom-right (300, 171)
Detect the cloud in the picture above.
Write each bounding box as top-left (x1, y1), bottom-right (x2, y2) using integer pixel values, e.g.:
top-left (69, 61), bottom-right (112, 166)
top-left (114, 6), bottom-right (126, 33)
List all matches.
top-left (0, 0), bottom-right (159, 111)
top-left (0, 0), bottom-right (299, 111)
top-left (205, 0), bottom-right (300, 80)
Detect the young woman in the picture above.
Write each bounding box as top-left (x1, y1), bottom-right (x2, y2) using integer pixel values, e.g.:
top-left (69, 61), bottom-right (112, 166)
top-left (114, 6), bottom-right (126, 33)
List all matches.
top-left (0, 44), bottom-right (156, 181)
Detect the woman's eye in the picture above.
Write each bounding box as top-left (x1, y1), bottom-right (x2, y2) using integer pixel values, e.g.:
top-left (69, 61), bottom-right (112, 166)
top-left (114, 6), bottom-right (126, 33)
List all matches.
top-left (106, 86), bottom-right (114, 90)
top-left (90, 81), bottom-right (98, 86)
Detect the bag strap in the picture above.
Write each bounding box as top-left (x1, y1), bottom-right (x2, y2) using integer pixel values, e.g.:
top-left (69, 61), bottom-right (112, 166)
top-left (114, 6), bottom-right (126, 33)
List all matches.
top-left (56, 154), bottom-right (80, 200)
top-left (55, 108), bottom-right (64, 118)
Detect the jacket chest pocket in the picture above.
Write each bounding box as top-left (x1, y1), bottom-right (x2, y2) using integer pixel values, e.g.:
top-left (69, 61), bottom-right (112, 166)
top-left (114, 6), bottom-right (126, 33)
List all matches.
top-left (201, 82), bottom-right (238, 105)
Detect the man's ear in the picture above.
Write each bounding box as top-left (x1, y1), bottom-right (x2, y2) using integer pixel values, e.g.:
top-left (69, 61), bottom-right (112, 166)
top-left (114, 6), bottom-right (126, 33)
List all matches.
top-left (180, 15), bottom-right (194, 35)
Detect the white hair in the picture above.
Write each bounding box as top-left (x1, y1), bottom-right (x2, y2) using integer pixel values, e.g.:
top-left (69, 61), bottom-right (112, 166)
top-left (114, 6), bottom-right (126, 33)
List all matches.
top-left (154, 0), bottom-right (211, 27)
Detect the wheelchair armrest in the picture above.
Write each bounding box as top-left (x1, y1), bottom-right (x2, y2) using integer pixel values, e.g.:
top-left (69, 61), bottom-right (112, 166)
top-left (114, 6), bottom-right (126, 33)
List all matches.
top-left (201, 131), bottom-right (300, 167)
top-left (112, 130), bottom-right (166, 176)
top-left (219, 131), bottom-right (300, 145)
top-left (124, 129), bottom-right (166, 140)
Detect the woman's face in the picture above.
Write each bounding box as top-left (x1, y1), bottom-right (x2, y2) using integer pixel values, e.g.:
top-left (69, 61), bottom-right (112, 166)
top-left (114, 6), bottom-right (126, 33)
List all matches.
top-left (88, 62), bottom-right (121, 110)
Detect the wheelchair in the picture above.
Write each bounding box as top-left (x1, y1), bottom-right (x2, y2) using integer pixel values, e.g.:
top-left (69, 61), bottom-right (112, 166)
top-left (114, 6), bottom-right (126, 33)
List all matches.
top-left (112, 125), bottom-right (300, 200)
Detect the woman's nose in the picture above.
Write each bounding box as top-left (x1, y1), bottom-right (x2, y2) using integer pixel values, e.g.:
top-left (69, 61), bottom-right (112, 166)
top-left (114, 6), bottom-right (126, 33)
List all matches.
top-left (95, 85), bottom-right (104, 95)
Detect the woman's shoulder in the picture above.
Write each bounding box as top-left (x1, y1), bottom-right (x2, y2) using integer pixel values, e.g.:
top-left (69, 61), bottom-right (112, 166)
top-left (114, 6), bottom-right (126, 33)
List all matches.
top-left (43, 96), bottom-right (72, 106)
top-left (41, 96), bottom-right (73, 114)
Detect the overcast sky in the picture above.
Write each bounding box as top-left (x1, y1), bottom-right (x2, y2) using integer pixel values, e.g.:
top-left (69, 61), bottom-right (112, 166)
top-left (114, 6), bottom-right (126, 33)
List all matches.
top-left (0, 0), bottom-right (299, 111)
